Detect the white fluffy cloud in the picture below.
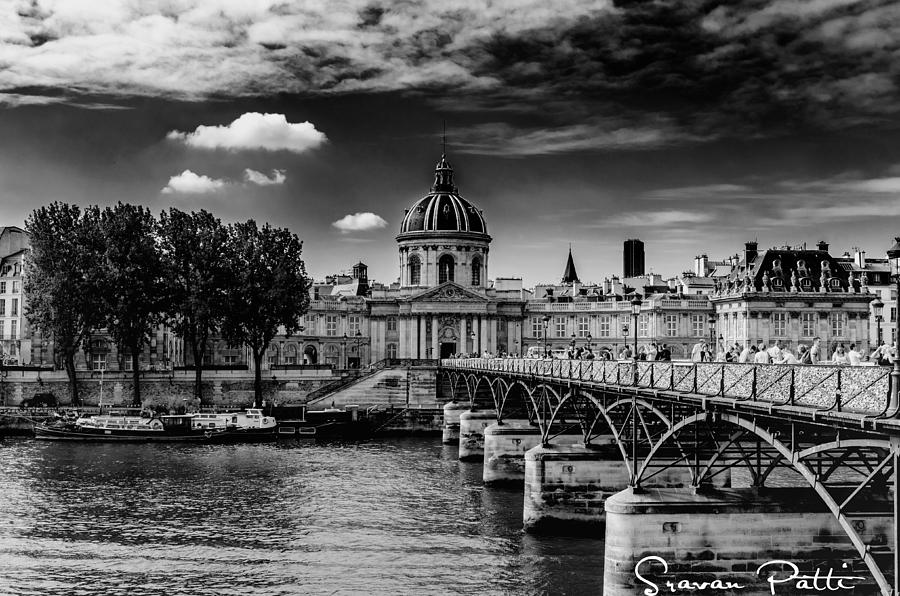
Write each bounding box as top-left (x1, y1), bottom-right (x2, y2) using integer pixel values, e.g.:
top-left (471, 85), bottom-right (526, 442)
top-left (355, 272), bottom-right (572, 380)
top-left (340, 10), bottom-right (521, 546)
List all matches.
top-left (244, 168), bottom-right (286, 185)
top-left (332, 212), bottom-right (388, 233)
top-left (168, 113), bottom-right (326, 153)
top-left (161, 169), bottom-right (226, 194)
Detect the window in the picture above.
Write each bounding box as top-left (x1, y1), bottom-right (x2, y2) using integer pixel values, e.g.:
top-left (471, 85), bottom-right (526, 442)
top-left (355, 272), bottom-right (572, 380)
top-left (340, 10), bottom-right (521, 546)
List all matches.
top-left (438, 254), bottom-right (455, 284)
top-left (831, 312), bottom-right (847, 338)
top-left (387, 316), bottom-right (398, 332)
top-left (10, 298), bottom-right (17, 316)
top-left (531, 317), bottom-right (544, 338)
top-left (10, 320), bottom-right (15, 339)
top-left (554, 316), bottom-right (566, 338)
top-left (91, 353), bottom-right (107, 371)
top-left (892, 307), bottom-right (897, 323)
top-left (0, 282), bottom-right (5, 293)
top-left (772, 312), bottom-right (787, 337)
top-left (599, 315), bottom-right (611, 337)
top-left (268, 348), bottom-right (278, 366)
top-left (284, 345), bottom-right (298, 365)
top-left (471, 257), bottom-right (482, 286)
top-left (11, 281), bottom-right (18, 293)
top-left (638, 314), bottom-right (649, 338)
top-left (348, 315), bottom-right (361, 334)
top-left (577, 316), bottom-right (589, 338)
top-left (691, 314), bottom-right (705, 337)
top-left (325, 315), bottom-right (338, 336)
top-left (0, 320), bottom-right (4, 339)
top-left (0, 299), bottom-right (4, 316)
top-left (387, 343), bottom-right (398, 359)
top-left (409, 254), bottom-right (422, 285)
top-left (801, 312), bottom-right (816, 337)
top-left (665, 314), bottom-right (677, 337)
top-left (223, 354), bottom-right (238, 365)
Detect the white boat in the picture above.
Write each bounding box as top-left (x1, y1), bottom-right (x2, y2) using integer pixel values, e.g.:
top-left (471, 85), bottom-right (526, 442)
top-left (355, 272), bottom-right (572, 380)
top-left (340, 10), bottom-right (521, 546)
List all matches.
top-left (191, 409), bottom-right (277, 440)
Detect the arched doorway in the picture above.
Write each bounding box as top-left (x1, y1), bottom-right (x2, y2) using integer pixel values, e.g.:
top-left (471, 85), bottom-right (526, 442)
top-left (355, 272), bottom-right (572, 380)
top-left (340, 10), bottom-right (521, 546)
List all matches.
top-left (303, 345), bottom-right (318, 365)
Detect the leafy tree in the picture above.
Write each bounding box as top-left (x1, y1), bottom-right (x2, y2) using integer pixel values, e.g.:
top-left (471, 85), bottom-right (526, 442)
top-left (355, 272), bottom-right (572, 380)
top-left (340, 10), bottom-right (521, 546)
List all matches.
top-left (99, 203), bottom-right (167, 406)
top-left (24, 203), bottom-right (105, 405)
top-left (158, 208), bottom-right (229, 404)
top-left (221, 221), bottom-right (310, 407)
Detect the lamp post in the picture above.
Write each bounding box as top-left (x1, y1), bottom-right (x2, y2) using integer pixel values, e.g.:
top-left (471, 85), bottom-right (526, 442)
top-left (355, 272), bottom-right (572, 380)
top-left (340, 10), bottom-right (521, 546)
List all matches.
top-left (470, 332), bottom-right (477, 357)
top-left (570, 333), bottom-right (576, 358)
top-left (708, 314), bottom-right (717, 362)
top-left (631, 295), bottom-right (642, 359)
top-left (354, 329), bottom-right (363, 368)
top-left (586, 332), bottom-right (593, 354)
top-left (341, 333), bottom-right (348, 370)
top-left (872, 296), bottom-right (884, 349)
top-left (542, 315), bottom-right (551, 358)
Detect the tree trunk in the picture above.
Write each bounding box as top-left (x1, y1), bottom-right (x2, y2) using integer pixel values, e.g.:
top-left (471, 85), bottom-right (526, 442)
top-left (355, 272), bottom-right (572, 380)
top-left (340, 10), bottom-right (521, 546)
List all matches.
top-left (64, 349), bottom-right (79, 406)
top-left (131, 350), bottom-right (141, 406)
top-left (253, 349), bottom-right (263, 408)
top-left (192, 341), bottom-right (204, 404)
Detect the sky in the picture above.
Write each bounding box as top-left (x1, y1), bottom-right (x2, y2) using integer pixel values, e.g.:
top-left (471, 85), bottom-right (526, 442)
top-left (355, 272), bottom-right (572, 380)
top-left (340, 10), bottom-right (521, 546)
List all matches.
top-left (2, 0), bottom-right (900, 287)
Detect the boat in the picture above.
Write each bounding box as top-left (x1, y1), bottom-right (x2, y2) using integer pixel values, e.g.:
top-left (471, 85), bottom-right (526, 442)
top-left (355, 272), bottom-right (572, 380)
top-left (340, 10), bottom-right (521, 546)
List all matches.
top-left (191, 408), bottom-right (278, 442)
top-left (34, 414), bottom-right (228, 442)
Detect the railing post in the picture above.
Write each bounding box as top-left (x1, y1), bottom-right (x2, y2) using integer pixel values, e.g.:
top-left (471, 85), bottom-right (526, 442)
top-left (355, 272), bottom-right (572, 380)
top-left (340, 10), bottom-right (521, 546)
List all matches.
top-left (751, 366), bottom-right (757, 399)
top-left (719, 364), bottom-right (725, 397)
top-left (836, 368), bottom-right (842, 412)
top-left (789, 368), bottom-right (795, 406)
top-left (692, 364), bottom-right (697, 394)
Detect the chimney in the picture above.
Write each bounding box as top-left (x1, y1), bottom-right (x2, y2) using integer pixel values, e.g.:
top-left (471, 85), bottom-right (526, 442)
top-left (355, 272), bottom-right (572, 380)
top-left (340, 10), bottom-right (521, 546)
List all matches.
top-left (694, 254), bottom-right (709, 277)
top-left (817, 240), bottom-right (829, 252)
top-left (855, 248), bottom-right (866, 269)
top-left (744, 241), bottom-right (758, 266)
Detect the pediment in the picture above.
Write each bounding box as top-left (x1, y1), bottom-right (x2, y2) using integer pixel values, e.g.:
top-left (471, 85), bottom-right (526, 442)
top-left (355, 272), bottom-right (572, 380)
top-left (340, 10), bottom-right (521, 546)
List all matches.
top-left (408, 281), bottom-right (488, 303)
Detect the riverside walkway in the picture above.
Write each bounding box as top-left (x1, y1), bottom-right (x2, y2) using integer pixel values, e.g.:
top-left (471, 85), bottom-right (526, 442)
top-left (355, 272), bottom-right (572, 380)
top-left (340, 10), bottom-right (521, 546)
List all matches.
top-left (439, 357), bottom-right (900, 596)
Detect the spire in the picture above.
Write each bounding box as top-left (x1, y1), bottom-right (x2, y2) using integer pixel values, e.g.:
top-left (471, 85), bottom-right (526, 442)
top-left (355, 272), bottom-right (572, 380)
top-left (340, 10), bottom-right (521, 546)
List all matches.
top-left (561, 247), bottom-right (580, 284)
top-left (432, 122), bottom-right (456, 192)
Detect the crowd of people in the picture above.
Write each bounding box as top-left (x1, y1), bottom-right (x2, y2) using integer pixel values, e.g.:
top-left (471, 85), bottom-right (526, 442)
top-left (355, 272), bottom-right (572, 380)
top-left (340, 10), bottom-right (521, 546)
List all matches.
top-left (450, 337), bottom-right (898, 366)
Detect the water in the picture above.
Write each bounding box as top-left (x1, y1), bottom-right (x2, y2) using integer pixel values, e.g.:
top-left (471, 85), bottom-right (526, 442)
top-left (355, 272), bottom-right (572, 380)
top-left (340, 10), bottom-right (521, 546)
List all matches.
top-left (0, 438), bottom-right (605, 596)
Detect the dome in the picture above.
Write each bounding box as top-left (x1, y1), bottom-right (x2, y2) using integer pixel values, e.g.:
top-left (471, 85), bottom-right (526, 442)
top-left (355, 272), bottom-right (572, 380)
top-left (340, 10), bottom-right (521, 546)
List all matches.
top-left (398, 155), bottom-right (488, 237)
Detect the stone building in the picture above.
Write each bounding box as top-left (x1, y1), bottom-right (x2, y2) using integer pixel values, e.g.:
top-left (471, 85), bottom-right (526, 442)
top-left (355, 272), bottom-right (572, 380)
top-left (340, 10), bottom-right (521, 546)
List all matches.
top-left (710, 242), bottom-right (875, 354)
top-left (0, 226), bottom-right (29, 365)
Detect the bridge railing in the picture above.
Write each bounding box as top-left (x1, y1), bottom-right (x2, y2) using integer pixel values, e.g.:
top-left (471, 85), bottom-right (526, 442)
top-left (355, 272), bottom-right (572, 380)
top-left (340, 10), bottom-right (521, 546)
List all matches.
top-left (440, 358), bottom-right (892, 416)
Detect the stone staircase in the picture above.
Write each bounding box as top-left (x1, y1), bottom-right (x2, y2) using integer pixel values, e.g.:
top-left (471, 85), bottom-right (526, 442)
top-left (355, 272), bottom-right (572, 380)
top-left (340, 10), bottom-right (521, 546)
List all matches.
top-left (305, 366), bottom-right (438, 409)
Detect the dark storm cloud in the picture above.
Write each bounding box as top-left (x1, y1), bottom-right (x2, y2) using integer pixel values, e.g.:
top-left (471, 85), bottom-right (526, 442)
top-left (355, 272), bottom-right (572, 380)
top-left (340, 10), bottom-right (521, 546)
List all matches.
top-left (3, 0), bottom-right (898, 152)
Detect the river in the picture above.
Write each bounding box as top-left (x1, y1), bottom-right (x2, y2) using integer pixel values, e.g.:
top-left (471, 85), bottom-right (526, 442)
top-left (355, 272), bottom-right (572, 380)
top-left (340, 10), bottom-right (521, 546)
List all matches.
top-left (0, 437), bottom-right (605, 595)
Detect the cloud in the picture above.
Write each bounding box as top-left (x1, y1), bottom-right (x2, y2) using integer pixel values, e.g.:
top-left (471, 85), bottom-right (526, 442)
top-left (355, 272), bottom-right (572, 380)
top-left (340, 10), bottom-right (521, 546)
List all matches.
top-left (595, 210), bottom-right (716, 228)
top-left (168, 113), bottom-right (326, 153)
top-left (161, 170), bottom-right (226, 194)
top-left (332, 212), bottom-right (388, 233)
top-left (244, 168), bottom-right (286, 186)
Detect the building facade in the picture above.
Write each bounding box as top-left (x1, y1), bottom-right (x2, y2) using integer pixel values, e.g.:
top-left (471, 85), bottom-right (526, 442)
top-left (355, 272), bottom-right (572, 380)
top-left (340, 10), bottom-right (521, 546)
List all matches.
top-left (0, 226), bottom-right (30, 365)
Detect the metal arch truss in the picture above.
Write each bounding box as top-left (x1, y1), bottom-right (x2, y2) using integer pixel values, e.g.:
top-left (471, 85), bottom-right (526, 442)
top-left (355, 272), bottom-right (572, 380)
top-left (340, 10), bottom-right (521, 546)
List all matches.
top-left (441, 364), bottom-right (900, 596)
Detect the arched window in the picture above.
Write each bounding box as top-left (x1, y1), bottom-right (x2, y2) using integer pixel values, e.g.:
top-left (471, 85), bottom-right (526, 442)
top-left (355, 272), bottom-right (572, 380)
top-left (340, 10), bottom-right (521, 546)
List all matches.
top-left (439, 254), bottom-right (455, 284)
top-left (409, 254), bottom-right (421, 286)
top-left (471, 256), bottom-right (482, 286)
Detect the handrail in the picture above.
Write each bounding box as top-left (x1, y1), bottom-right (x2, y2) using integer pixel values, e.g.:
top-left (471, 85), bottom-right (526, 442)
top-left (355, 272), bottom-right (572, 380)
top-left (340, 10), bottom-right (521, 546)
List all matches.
top-left (439, 358), bottom-right (892, 417)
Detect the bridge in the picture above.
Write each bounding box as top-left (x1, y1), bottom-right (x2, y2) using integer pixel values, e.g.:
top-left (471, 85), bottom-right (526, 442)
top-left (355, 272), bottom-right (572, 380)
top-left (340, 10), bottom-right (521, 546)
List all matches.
top-left (439, 357), bottom-right (900, 596)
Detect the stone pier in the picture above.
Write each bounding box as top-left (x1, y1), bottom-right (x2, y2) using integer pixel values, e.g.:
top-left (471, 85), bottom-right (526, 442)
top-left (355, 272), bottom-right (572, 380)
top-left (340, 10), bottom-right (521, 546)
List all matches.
top-left (442, 401), bottom-right (469, 445)
top-left (482, 420), bottom-right (542, 484)
top-left (603, 487), bottom-right (888, 596)
top-left (458, 409), bottom-right (497, 462)
top-left (523, 443), bottom-right (728, 534)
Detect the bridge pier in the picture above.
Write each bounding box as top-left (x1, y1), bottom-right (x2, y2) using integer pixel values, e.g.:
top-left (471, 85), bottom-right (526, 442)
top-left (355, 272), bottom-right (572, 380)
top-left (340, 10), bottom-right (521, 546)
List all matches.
top-left (603, 487), bottom-right (888, 596)
top-left (482, 420), bottom-right (541, 485)
top-left (442, 401), bottom-right (468, 445)
top-left (524, 444), bottom-right (730, 534)
top-left (458, 409), bottom-right (497, 462)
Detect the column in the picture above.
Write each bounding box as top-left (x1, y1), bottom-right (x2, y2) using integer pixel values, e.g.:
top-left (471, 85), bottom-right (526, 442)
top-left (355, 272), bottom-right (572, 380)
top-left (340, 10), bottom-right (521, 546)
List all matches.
top-left (481, 316), bottom-right (489, 355)
top-left (431, 315), bottom-right (439, 360)
top-left (419, 316), bottom-right (427, 359)
top-left (473, 316), bottom-right (481, 354)
top-left (459, 318), bottom-right (467, 354)
top-left (399, 317), bottom-right (409, 358)
top-left (490, 318), bottom-right (499, 354)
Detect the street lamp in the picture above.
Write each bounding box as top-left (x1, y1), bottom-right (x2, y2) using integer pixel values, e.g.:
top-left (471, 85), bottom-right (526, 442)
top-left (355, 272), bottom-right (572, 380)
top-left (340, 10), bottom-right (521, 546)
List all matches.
top-left (887, 238), bottom-right (900, 412)
top-left (586, 332), bottom-right (593, 353)
top-left (873, 296), bottom-right (885, 348)
top-left (708, 314), bottom-right (716, 362)
top-left (570, 333), bottom-right (576, 357)
top-left (470, 331), bottom-right (477, 356)
top-left (354, 329), bottom-right (363, 368)
top-left (341, 333), bottom-right (348, 369)
top-left (542, 315), bottom-right (551, 358)
top-left (631, 295), bottom-right (642, 358)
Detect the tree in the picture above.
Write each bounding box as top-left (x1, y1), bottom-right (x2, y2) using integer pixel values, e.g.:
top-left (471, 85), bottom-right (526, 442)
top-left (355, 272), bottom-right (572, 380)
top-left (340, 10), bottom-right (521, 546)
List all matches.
top-left (99, 203), bottom-right (167, 406)
top-left (24, 203), bottom-right (105, 405)
top-left (221, 221), bottom-right (310, 407)
top-left (158, 208), bottom-right (229, 404)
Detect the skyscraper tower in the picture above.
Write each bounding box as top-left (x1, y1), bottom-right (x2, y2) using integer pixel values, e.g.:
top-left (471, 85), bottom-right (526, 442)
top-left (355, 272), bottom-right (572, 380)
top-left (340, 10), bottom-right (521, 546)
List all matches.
top-left (624, 239), bottom-right (645, 278)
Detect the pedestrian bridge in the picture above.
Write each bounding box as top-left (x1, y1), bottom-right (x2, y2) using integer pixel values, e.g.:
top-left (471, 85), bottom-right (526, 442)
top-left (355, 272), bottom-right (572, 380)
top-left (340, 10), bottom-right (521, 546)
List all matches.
top-left (438, 358), bottom-right (900, 596)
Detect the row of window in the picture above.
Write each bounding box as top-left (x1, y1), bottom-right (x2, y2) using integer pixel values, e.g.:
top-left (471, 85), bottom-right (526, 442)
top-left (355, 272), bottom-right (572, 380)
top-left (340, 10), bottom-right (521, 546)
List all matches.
top-left (408, 254), bottom-right (482, 286)
top-left (530, 314), bottom-right (709, 339)
top-left (0, 320), bottom-right (17, 339)
top-left (0, 298), bottom-right (18, 317)
top-left (0, 281), bottom-right (20, 295)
